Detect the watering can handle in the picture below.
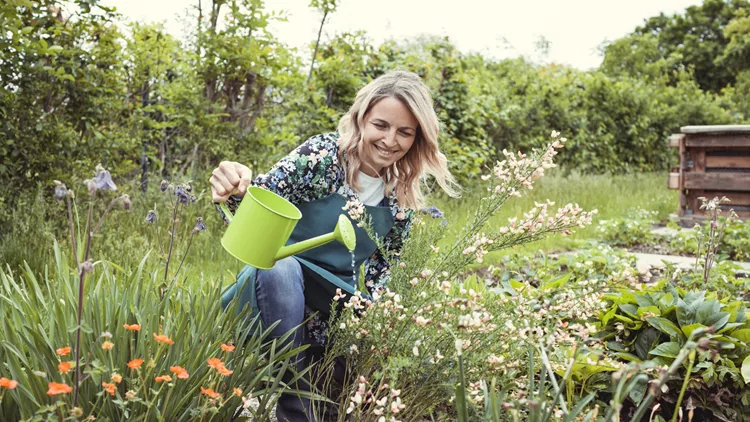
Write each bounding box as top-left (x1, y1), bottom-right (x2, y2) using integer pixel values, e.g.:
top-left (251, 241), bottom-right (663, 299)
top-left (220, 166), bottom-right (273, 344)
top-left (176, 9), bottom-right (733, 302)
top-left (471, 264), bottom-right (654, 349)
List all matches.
top-left (218, 202), bottom-right (234, 223)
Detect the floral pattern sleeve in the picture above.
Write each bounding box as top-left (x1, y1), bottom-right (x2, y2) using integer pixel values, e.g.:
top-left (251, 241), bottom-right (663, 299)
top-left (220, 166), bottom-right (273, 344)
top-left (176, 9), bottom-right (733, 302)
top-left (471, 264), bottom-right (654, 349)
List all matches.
top-left (216, 133), bottom-right (342, 223)
top-left (363, 209), bottom-right (414, 294)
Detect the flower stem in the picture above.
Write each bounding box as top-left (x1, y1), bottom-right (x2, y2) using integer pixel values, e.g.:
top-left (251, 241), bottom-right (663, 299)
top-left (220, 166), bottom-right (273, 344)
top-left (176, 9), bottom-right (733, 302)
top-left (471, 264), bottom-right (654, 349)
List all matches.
top-left (161, 202), bottom-right (180, 298)
top-left (671, 350), bottom-right (696, 422)
top-left (170, 232), bottom-right (195, 286)
top-left (65, 195), bottom-right (79, 269)
top-left (73, 199), bottom-right (95, 407)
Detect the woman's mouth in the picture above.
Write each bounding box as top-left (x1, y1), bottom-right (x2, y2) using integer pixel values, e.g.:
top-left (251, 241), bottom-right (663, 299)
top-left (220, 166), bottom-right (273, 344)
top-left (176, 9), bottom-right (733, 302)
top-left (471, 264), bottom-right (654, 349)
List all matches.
top-left (375, 144), bottom-right (395, 158)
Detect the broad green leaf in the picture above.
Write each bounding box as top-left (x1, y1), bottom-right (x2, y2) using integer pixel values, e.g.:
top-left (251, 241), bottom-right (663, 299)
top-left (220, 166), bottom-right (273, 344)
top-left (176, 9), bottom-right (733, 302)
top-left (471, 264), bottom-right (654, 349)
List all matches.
top-left (742, 355), bottom-right (750, 385)
top-left (731, 329), bottom-right (750, 343)
top-left (649, 342), bottom-right (681, 358)
top-left (646, 317), bottom-right (684, 342)
top-left (681, 323), bottom-right (707, 339)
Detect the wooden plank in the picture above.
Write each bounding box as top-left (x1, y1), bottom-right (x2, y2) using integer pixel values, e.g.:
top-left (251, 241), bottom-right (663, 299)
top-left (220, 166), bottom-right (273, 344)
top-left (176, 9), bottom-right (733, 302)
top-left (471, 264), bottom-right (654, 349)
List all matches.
top-left (668, 173), bottom-right (680, 189)
top-left (684, 173), bottom-right (750, 191)
top-left (668, 134), bottom-right (685, 148)
top-left (705, 155), bottom-right (750, 169)
top-left (681, 125), bottom-right (750, 134)
top-left (685, 134), bottom-right (750, 148)
top-left (699, 191), bottom-right (750, 206)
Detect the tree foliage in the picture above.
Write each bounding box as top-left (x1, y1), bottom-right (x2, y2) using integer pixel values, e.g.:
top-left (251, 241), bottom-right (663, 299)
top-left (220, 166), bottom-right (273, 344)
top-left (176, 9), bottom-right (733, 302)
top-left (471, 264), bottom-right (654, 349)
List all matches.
top-left (1, 0), bottom-right (749, 223)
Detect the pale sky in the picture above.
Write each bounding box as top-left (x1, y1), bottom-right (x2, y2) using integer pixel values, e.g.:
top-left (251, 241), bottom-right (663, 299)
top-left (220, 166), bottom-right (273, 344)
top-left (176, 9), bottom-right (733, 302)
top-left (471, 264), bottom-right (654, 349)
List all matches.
top-left (100, 0), bottom-right (700, 70)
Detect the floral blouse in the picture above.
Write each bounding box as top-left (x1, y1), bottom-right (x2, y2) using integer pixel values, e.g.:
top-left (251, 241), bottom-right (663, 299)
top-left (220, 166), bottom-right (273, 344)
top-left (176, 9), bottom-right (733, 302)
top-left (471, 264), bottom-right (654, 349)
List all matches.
top-left (217, 132), bottom-right (414, 345)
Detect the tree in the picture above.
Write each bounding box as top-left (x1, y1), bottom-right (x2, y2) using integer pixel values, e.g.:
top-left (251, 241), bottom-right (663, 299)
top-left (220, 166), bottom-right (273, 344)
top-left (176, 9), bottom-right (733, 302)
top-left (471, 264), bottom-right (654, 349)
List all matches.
top-left (629, 0), bottom-right (750, 93)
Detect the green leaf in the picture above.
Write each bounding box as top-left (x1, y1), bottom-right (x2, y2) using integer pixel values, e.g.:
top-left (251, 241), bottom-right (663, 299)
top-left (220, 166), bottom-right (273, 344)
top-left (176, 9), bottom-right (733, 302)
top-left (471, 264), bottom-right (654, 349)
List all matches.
top-left (646, 317), bottom-right (684, 342)
top-left (681, 323), bottom-right (707, 339)
top-left (732, 329), bottom-right (750, 343)
top-left (649, 342), bottom-right (681, 358)
top-left (635, 328), bottom-right (661, 360)
top-left (742, 355), bottom-right (750, 385)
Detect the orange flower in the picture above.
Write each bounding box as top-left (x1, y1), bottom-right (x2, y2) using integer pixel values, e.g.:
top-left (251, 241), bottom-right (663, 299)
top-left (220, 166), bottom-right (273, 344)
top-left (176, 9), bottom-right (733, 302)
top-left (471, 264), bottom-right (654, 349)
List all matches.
top-left (123, 323), bottom-right (141, 331)
top-left (200, 386), bottom-right (220, 399)
top-left (111, 373), bottom-right (123, 384)
top-left (47, 382), bottom-right (73, 396)
top-left (127, 359), bottom-right (143, 370)
top-left (170, 366), bottom-right (189, 379)
top-left (101, 381), bottom-right (117, 396)
top-left (58, 361), bottom-right (72, 374)
top-left (233, 387), bottom-right (243, 397)
top-left (154, 375), bottom-right (172, 382)
top-left (221, 343), bottom-right (235, 352)
top-left (56, 346), bottom-right (72, 356)
top-left (0, 377), bottom-right (18, 389)
top-left (153, 333), bottom-right (174, 345)
top-left (217, 366), bottom-right (234, 376)
top-left (101, 341), bottom-right (114, 350)
top-left (207, 357), bottom-right (233, 376)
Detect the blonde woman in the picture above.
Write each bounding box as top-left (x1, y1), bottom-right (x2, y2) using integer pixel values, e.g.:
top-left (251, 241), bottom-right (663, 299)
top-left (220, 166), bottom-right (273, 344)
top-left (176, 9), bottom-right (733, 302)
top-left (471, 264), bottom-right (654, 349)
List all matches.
top-left (211, 70), bottom-right (459, 421)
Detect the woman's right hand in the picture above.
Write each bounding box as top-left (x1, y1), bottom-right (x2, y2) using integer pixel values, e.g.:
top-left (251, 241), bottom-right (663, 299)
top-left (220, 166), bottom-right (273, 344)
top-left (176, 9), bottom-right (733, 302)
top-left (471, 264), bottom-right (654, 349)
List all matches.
top-left (209, 161), bottom-right (253, 203)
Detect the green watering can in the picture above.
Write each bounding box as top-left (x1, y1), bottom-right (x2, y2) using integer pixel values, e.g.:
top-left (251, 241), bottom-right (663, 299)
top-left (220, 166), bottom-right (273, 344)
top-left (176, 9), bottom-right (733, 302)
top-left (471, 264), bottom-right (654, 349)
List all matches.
top-left (218, 186), bottom-right (356, 270)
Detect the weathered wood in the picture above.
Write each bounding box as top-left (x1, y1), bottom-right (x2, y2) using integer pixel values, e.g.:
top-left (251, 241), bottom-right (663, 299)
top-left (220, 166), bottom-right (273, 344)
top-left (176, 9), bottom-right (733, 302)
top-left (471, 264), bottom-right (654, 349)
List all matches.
top-left (668, 173), bottom-right (680, 189)
top-left (705, 155), bottom-right (750, 168)
top-left (684, 173), bottom-right (750, 191)
top-left (681, 125), bottom-right (750, 134)
top-left (668, 134), bottom-right (685, 148)
top-left (699, 191), bottom-right (750, 206)
top-left (685, 135), bottom-right (750, 148)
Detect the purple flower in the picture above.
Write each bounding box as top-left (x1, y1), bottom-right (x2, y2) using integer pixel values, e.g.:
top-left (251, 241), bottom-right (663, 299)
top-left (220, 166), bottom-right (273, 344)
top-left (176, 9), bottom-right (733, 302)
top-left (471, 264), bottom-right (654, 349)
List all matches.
top-left (121, 194), bottom-right (131, 211)
top-left (160, 180), bottom-right (170, 192)
top-left (53, 181), bottom-right (68, 200)
top-left (174, 184), bottom-right (195, 205)
top-left (145, 210), bottom-right (157, 223)
top-left (80, 260), bottom-right (94, 274)
top-left (94, 165), bottom-right (117, 191)
top-left (420, 206), bottom-right (444, 219)
top-left (192, 217), bottom-right (206, 234)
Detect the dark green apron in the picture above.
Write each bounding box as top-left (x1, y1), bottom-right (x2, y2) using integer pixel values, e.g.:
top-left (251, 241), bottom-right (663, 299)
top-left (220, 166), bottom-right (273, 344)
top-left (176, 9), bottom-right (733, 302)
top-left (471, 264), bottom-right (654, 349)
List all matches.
top-left (221, 193), bottom-right (395, 317)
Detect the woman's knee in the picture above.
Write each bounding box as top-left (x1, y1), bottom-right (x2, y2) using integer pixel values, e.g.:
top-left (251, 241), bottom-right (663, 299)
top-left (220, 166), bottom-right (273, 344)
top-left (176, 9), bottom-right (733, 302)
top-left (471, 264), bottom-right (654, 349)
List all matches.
top-left (256, 257), bottom-right (304, 294)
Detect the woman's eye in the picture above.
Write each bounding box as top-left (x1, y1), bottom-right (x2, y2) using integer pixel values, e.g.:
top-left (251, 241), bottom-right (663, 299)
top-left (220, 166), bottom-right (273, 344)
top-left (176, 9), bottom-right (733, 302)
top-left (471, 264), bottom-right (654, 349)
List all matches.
top-left (399, 130), bottom-right (413, 136)
top-left (373, 122), bottom-right (386, 129)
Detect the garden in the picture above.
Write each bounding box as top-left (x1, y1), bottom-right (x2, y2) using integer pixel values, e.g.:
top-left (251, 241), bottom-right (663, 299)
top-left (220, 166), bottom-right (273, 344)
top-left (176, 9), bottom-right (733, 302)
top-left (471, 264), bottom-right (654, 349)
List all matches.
top-left (2, 0), bottom-right (750, 421)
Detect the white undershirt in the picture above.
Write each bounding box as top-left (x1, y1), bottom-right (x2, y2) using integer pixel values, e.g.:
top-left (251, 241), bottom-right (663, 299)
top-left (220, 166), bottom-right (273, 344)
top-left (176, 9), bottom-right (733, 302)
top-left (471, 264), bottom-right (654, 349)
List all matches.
top-left (356, 171), bottom-right (386, 206)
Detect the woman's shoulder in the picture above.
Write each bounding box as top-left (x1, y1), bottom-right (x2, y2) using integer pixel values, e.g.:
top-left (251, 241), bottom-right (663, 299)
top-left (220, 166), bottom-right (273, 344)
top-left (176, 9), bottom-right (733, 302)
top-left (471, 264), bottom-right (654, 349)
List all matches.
top-left (299, 132), bottom-right (340, 156)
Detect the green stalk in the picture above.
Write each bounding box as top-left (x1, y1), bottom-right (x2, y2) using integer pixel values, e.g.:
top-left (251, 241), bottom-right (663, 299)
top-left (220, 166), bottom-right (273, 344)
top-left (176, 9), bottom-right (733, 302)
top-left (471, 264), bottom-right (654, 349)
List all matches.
top-left (671, 350), bottom-right (696, 422)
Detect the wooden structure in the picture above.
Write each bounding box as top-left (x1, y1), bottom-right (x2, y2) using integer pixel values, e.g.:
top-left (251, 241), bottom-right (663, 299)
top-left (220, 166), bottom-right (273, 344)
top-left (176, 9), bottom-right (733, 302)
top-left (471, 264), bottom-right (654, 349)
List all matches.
top-left (668, 125), bottom-right (750, 221)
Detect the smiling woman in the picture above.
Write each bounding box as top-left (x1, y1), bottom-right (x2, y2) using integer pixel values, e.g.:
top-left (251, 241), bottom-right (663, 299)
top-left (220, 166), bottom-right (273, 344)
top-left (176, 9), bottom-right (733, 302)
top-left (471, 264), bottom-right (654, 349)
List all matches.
top-left (209, 70), bottom-right (461, 421)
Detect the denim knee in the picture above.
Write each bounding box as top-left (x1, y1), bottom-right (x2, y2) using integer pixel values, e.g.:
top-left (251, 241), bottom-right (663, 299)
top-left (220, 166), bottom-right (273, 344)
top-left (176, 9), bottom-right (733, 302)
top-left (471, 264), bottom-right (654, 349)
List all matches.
top-left (255, 257), bottom-right (305, 338)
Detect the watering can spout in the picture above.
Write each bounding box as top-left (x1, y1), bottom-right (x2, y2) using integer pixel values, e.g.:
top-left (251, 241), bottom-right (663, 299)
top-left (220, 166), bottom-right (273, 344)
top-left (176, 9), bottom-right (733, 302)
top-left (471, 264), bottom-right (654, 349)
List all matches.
top-left (274, 214), bottom-right (357, 260)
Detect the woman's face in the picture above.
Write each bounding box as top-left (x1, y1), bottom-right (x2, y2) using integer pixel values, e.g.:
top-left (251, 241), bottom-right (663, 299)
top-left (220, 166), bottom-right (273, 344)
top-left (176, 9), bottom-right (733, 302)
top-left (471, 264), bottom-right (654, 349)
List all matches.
top-left (359, 96), bottom-right (418, 177)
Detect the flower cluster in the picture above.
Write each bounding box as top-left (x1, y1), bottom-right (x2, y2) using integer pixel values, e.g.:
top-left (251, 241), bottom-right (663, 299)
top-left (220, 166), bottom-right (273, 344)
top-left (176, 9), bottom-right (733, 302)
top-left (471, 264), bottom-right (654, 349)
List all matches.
top-left (345, 375), bottom-right (406, 421)
top-left (342, 199), bottom-right (365, 224)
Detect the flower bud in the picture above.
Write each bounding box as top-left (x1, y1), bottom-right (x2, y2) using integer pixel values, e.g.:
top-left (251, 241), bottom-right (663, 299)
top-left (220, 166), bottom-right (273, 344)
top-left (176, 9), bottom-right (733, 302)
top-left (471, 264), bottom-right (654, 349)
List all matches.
top-left (145, 210), bottom-right (157, 223)
top-left (192, 217), bottom-right (207, 234)
top-left (54, 182), bottom-right (68, 200)
top-left (120, 194), bottom-right (131, 211)
top-left (80, 260), bottom-right (94, 274)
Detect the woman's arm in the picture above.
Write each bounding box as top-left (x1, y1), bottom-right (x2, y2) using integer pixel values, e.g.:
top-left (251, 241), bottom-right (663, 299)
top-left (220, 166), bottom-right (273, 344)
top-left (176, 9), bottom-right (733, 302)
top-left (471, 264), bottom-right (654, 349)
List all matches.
top-left (217, 133), bottom-right (341, 223)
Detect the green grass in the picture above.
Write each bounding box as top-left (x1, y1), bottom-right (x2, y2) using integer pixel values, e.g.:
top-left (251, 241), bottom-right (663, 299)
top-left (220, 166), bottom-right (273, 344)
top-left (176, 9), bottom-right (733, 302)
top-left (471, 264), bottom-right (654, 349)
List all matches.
top-left (1, 170), bottom-right (677, 284)
top-left (431, 170), bottom-right (677, 263)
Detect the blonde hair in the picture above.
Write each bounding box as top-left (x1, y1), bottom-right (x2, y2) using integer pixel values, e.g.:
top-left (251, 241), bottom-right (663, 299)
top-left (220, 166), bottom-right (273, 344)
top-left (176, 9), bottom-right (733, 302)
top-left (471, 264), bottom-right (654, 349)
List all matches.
top-left (337, 70), bottom-right (460, 210)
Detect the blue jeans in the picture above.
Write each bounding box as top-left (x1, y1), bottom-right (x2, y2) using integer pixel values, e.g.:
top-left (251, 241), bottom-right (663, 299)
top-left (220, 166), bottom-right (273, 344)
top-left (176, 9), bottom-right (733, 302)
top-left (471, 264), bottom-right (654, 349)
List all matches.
top-left (255, 257), bottom-right (311, 421)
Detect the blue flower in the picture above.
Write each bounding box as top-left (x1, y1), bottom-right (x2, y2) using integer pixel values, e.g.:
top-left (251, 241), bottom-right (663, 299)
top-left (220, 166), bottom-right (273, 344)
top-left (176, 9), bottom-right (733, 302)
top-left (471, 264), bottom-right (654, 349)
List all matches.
top-left (145, 210), bottom-right (157, 223)
top-left (174, 184), bottom-right (195, 205)
top-left (420, 205), bottom-right (444, 219)
top-left (192, 217), bottom-right (206, 234)
top-left (94, 165), bottom-right (117, 191)
top-left (53, 181), bottom-right (68, 200)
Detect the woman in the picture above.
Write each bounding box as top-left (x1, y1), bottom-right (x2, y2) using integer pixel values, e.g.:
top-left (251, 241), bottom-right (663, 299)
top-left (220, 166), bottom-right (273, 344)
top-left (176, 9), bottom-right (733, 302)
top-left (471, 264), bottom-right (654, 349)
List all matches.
top-left (210, 70), bottom-right (459, 421)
